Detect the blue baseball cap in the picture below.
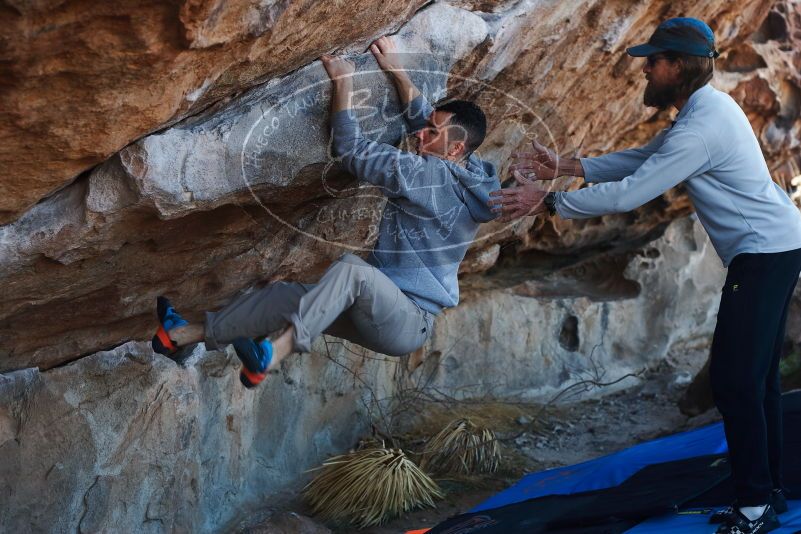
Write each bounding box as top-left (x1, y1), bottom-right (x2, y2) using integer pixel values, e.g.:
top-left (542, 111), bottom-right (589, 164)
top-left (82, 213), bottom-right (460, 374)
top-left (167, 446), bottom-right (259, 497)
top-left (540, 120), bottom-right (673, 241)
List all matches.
top-left (627, 17), bottom-right (720, 58)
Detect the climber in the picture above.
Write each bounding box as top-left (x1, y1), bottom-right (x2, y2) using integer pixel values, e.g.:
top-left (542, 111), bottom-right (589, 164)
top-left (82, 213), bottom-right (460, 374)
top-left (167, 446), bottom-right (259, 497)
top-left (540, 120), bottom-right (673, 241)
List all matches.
top-left (488, 17), bottom-right (801, 534)
top-left (152, 36), bottom-right (499, 389)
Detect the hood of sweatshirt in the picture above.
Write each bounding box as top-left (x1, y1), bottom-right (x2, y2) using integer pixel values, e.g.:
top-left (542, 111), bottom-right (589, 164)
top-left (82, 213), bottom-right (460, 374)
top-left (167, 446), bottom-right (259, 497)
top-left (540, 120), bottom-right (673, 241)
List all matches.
top-left (443, 155), bottom-right (499, 223)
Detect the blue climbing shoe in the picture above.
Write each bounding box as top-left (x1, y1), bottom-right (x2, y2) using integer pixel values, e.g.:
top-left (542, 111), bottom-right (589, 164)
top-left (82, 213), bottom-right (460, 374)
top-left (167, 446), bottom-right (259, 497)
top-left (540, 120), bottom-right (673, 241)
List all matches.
top-left (232, 337), bottom-right (273, 388)
top-left (151, 296), bottom-right (195, 365)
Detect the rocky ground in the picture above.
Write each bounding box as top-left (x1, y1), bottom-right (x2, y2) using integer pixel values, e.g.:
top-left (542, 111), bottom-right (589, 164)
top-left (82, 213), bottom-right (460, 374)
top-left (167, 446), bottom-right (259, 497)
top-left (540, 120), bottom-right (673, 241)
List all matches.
top-left (237, 350), bottom-right (724, 534)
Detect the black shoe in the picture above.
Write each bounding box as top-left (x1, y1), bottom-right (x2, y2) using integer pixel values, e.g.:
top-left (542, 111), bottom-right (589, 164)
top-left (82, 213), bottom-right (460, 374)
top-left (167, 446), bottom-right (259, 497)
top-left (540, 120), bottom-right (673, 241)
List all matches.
top-left (770, 489), bottom-right (787, 515)
top-left (710, 489), bottom-right (788, 524)
top-left (771, 489), bottom-right (788, 515)
top-left (714, 505), bottom-right (779, 534)
top-left (710, 505), bottom-right (736, 525)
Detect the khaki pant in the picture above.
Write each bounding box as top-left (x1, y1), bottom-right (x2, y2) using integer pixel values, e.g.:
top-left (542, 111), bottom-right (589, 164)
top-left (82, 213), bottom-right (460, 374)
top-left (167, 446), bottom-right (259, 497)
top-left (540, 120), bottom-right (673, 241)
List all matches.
top-left (204, 254), bottom-right (434, 356)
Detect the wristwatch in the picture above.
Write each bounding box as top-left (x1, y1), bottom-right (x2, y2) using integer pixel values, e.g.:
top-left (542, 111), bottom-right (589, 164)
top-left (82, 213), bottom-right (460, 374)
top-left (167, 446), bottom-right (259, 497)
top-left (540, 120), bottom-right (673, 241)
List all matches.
top-left (543, 192), bottom-right (557, 216)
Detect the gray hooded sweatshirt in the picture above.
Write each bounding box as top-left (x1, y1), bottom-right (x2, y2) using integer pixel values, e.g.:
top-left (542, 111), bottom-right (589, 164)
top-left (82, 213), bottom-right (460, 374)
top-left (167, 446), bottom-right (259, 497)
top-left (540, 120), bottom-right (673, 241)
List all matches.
top-left (331, 95), bottom-right (499, 314)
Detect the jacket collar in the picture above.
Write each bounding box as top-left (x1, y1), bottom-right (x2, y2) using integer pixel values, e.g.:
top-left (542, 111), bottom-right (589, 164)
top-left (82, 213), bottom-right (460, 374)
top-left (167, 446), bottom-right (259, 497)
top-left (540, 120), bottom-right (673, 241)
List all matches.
top-left (675, 83), bottom-right (713, 122)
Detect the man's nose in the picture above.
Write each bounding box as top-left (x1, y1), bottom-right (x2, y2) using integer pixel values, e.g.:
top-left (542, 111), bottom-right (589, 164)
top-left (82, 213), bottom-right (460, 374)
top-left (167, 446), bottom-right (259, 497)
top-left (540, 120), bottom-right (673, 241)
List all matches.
top-left (642, 61), bottom-right (651, 74)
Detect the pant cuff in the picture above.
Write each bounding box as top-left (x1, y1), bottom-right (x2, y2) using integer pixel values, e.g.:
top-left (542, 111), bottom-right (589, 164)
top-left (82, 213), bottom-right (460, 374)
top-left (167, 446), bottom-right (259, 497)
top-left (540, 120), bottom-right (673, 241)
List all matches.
top-left (289, 312), bottom-right (312, 353)
top-left (204, 311), bottom-right (222, 350)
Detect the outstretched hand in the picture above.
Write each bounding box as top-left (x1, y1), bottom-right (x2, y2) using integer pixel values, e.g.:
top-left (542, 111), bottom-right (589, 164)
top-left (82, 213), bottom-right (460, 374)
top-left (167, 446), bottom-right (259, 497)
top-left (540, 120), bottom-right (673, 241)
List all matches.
top-left (321, 54), bottom-right (355, 82)
top-left (370, 36), bottom-right (404, 73)
top-left (488, 170), bottom-right (549, 222)
top-left (509, 138), bottom-right (561, 181)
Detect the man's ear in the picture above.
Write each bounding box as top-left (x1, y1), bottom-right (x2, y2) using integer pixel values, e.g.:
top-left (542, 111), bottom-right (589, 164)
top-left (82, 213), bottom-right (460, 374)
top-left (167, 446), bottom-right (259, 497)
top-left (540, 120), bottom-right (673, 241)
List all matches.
top-left (670, 57), bottom-right (684, 78)
top-left (448, 139), bottom-right (466, 158)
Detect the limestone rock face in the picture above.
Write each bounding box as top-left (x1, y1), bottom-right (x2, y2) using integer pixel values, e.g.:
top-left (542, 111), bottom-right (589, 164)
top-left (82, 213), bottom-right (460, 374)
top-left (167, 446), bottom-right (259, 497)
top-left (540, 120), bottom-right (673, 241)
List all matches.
top-left (0, 0), bottom-right (428, 223)
top-left (0, 339), bottom-right (396, 533)
top-left (0, 217), bottom-right (724, 533)
top-left (3, 0), bottom-right (799, 372)
top-left (424, 217), bottom-right (725, 399)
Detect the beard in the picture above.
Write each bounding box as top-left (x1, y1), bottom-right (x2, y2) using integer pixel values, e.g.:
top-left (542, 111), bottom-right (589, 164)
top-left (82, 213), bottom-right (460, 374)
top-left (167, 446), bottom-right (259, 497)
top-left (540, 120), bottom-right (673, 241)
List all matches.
top-left (643, 79), bottom-right (680, 110)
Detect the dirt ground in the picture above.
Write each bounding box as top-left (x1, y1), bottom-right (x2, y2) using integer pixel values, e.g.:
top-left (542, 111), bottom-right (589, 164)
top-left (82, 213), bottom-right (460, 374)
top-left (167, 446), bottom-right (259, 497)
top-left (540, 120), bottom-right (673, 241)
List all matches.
top-left (237, 353), bottom-right (726, 534)
top-left (354, 364), bottom-right (721, 534)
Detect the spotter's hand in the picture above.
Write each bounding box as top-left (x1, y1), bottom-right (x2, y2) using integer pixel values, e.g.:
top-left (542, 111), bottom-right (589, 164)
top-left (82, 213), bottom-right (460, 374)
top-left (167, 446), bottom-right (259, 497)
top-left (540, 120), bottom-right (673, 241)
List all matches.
top-left (488, 170), bottom-right (549, 222)
top-left (508, 138), bottom-right (561, 181)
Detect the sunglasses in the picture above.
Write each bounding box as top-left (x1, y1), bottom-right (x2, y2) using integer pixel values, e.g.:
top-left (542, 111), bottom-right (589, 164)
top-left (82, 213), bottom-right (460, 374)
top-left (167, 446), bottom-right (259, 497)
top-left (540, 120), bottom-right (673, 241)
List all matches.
top-left (645, 54), bottom-right (672, 67)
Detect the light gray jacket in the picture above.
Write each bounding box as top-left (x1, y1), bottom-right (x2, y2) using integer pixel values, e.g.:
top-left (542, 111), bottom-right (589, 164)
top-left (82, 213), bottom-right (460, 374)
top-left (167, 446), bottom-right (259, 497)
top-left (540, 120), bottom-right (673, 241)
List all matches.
top-left (555, 83), bottom-right (801, 266)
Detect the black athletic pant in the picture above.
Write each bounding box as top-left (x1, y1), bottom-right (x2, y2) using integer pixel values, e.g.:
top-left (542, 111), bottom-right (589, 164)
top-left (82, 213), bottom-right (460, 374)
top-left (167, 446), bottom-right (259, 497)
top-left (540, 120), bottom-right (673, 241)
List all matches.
top-left (710, 247), bottom-right (801, 506)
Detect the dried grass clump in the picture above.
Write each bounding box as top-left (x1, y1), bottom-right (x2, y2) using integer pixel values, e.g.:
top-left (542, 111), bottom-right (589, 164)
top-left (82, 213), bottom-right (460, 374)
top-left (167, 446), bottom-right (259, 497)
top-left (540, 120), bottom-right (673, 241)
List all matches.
top-left (303, 447), bottom-right (443, 528)
top-left (420, 418), bottom-right (501, 475)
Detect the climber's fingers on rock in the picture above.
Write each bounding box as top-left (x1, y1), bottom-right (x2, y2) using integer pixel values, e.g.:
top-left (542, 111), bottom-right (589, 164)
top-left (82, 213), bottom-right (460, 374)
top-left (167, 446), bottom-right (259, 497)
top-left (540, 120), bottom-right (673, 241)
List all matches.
top-left (371, 37), bottom-right (401, 72)
top-left (372, 35), bottom-right (396, 54)
top-left (321, 54), bottom-right (356, 80)
top-left (370, 44), bottom-right (387, 65)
